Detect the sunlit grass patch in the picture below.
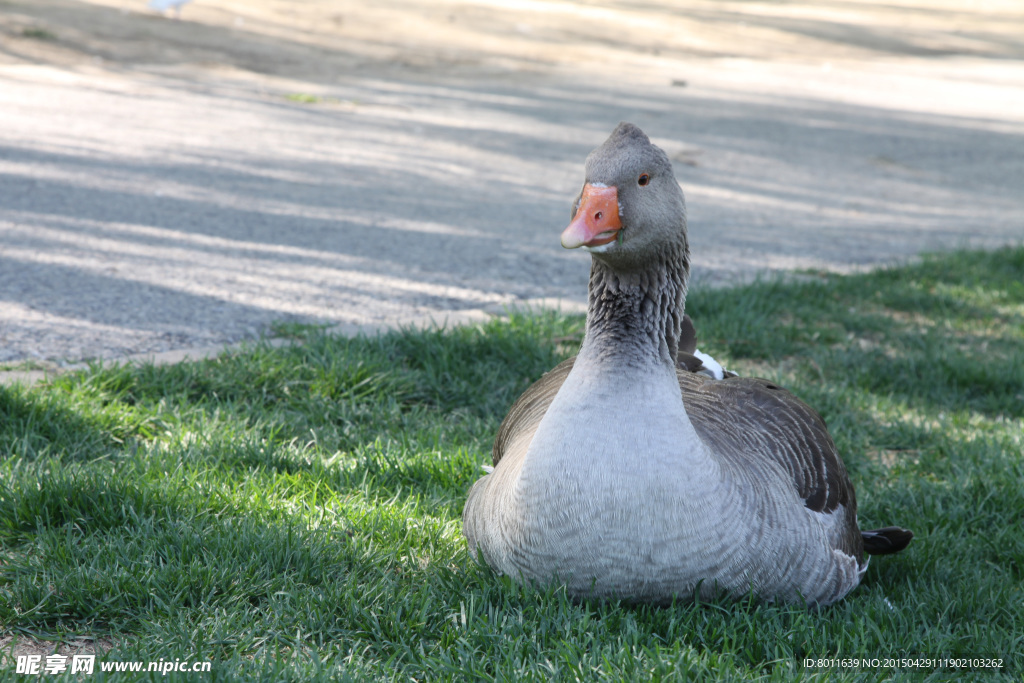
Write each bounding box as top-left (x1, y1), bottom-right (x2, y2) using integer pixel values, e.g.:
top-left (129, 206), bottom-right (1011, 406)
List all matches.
top-left (281, 93), bottom-right (352, 106)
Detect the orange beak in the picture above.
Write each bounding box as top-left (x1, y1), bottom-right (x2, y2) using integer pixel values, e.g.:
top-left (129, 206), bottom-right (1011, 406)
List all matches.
top-left (561, 184), bottom-right (622, 249)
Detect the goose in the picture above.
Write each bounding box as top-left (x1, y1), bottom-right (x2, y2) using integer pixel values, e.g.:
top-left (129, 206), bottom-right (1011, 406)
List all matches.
top-left (463, 122), bottom-right (912, 606)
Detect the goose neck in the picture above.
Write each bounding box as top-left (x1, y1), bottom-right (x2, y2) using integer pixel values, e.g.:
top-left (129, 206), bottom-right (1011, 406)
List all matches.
top-left (581, 247), bottom-right (689, 367)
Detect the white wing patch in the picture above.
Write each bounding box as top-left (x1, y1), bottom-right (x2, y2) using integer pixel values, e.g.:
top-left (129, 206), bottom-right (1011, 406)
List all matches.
top-left (693, 349), bottom-right (726, 380)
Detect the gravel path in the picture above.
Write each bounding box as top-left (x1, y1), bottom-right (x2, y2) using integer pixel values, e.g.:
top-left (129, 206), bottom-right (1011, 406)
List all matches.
top-left (2, 0), bottom-right (1022, 371)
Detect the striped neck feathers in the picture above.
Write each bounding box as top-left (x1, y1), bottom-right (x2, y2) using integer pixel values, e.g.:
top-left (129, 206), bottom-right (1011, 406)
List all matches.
top-left (582, 241), bottom-right (690, 367)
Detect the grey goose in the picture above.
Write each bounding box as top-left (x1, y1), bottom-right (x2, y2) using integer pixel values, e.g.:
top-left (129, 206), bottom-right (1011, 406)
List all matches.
top-left (463, 122), bottom-right (912, 606)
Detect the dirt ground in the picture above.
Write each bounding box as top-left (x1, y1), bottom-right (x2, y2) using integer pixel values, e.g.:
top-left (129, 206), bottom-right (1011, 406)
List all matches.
top-left (1, 0), bottom-right (1022, 372)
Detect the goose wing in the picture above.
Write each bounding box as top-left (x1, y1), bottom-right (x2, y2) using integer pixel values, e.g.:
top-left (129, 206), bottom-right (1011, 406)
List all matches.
top-left (680, 372), bottom-right (855, 515)
top-left (679, 372), bottom-right (863, 558)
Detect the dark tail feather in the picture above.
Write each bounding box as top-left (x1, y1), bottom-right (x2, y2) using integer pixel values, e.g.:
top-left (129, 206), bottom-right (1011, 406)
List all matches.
top-left (862, 526), bottom-right (914, 555)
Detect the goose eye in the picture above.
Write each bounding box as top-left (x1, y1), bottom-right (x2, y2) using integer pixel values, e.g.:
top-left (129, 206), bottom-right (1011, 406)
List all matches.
top-left (638, 173), bottom-right (651, 186)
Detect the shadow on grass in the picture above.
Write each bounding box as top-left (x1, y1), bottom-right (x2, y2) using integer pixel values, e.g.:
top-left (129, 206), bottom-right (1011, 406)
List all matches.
top-left (0, 382), bottom-right (135, 463)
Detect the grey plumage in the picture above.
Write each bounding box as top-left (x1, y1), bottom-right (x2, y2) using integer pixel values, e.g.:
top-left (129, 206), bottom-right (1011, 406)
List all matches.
top-left (463, 122), bottom-right (911, 606)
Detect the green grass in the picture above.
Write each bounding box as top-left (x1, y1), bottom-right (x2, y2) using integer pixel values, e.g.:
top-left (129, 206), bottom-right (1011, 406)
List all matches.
top-left (1, 247), bottom-right (1022, 681)
top-left (282, 93), bottom-right (348, 106)
top-left (20, 27), bottom-right (57, 41)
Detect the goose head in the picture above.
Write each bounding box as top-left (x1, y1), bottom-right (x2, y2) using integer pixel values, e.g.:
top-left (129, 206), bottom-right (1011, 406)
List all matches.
top-left (561, 122), bottom-right (688, 273)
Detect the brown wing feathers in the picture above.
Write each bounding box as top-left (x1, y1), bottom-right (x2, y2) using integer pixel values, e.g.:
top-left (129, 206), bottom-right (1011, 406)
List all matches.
top-left (680, 374), bottom-right (853, 515)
